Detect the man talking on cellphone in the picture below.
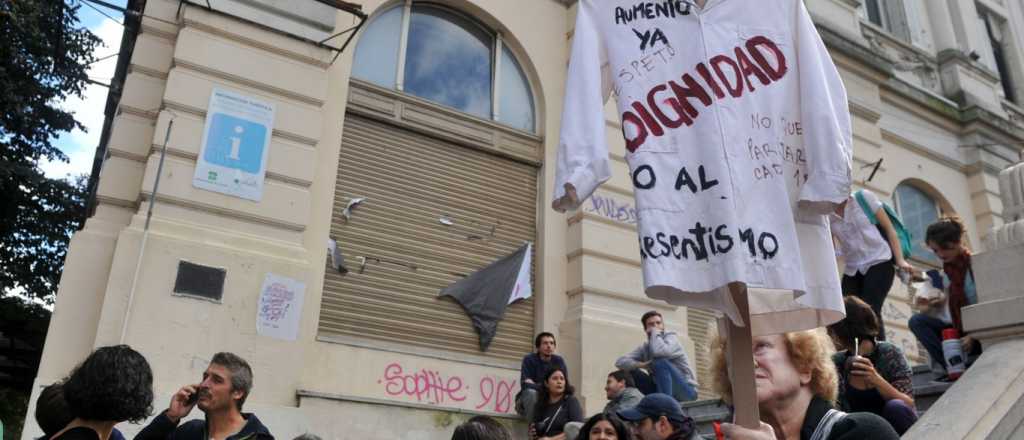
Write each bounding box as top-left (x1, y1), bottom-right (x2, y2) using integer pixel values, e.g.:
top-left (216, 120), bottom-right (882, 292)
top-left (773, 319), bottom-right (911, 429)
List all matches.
top-left (135, 352), bottom-right (274, 440)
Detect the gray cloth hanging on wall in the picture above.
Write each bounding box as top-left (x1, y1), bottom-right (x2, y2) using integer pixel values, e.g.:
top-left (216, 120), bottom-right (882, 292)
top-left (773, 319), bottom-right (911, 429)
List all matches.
top-left (439, 243), bottom-right (531, 351)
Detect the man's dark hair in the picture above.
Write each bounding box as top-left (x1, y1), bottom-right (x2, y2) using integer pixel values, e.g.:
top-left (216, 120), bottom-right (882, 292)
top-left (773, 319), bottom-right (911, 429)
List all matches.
top-left (63, 345), bottom-right (153, 423)
top-left (641, 310), bottom-right (662, 328)
top-left (827, 296), bottom-right (880, 348)
top-left (211, 352), bottom-right (254, 411)
top-left (607, 370), bottom-right (635, 388)
top-left (534, 332), bottom-right (556, 349)
top-left (35, 383), bottom-right (74, 436)
top-left (668, 417), bottom-right (696, 436)
top-left (450, 415), bottom-right (512, 440)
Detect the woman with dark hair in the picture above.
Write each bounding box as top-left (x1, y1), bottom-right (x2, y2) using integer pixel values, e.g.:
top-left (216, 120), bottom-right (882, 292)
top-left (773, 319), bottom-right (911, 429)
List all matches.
top-left (35, 383), bottom-right (75, 438)
top-left (578, 413), bottom-right (630, 440)
top-left (450, 415), bottom-right (512, 440)
top-left (530, 367), bottom-right (584, 440)
top-left (827, 296), bottom-right (917, 434)
top-left (908, 216), bottom-right (982, 380)
top-left (50, 345), bottom-right (154, 440)
top-left (35, 383), bottom-right (128, 440)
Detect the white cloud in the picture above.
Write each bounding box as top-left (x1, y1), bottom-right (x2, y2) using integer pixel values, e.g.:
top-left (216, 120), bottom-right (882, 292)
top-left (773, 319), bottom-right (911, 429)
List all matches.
top-left (42, 18), bottom-right (124, 179)
top-left (39, 146), bottom-right (96, 180)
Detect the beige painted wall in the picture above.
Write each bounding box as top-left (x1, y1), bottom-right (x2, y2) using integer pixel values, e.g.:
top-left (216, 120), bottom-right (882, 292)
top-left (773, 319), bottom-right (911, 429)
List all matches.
top-left (24, 0), bottom-right (1024, 439)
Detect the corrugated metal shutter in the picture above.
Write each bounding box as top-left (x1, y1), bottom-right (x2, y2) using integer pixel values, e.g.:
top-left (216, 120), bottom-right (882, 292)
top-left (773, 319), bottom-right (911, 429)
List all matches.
top-left (687, 307), bottom-right (719, 399)
top-left (319, 114), bottom-right (537, 362)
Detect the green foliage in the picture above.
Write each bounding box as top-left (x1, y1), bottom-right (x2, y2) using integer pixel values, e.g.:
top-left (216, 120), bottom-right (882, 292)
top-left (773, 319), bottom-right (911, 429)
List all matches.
top-left (0, 1), bottom-right (100, 303)
top-left (0, 296), bottom-right (52, 440)
top-left (1, 383), bottom-right (30, 440)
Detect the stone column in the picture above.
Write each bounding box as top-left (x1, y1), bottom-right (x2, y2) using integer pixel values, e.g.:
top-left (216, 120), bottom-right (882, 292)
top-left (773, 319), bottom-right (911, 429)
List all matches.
top-left (904, 161), bottom-right (1024, 439)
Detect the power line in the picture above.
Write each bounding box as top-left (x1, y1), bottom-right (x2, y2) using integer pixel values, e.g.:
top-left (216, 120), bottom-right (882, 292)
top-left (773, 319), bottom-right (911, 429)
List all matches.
top-left (77, 0), bottom-right (123, 26)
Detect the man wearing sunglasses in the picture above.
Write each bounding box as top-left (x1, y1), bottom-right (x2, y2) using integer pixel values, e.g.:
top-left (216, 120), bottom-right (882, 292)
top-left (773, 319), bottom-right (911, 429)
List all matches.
top-left (617, 393), bottom-right (700, 440)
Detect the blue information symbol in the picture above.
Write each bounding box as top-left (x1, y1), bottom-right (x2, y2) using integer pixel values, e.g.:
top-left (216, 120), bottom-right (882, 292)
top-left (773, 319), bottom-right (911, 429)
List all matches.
top-left (203, 113), bottom-right (267, 174)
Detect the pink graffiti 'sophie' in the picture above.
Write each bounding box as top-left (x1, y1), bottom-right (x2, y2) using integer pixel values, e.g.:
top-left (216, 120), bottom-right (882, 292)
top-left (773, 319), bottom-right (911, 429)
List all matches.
top-left (378, 363), bottom-right (518, 413)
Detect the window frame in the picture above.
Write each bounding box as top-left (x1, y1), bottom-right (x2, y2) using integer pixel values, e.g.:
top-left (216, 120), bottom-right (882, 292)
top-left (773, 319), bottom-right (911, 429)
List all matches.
top-left (864, 0), bottom-right (887, 29)
top-left (861, 0), bottom-right (929, 49)
top-left (979, 6), bottom-right (1018, 103)
top-left (892, 183), bottom-right (942, 267)
top-left (358, 0), bottom-right (537, 133)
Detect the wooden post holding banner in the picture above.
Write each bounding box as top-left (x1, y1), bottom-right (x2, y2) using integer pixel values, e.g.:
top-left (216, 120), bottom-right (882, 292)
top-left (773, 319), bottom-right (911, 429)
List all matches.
top-left (684, 0), bottom-right (759, 428)
top-left (725, 282), bottom-right (761, 428)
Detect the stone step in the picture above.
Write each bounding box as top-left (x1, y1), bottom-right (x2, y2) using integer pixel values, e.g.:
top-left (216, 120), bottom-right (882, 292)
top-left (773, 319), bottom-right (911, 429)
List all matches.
top-left (911, 364), bottom-right (953, 414)
top-left (683, 398), bottom-right (729, 439)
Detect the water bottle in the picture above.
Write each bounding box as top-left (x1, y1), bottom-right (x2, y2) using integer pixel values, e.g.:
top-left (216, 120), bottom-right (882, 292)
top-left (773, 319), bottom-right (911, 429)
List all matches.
top-left (942, 328), bottom-right (966, 380)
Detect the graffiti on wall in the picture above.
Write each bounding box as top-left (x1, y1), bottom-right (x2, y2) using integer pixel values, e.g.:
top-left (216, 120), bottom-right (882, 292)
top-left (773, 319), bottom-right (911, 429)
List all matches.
top-left (882, 301), bottom-right (921, 362)
top-left (377, 362), bottom-right (519, 414)
top-left (582, 193), bottom-right (639, 225)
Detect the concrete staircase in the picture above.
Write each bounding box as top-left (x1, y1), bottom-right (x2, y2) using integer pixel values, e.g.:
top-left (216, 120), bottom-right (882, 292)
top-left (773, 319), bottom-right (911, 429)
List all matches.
top-left (683, 364), bottom-right (953, 438)
top-left (909, 364), bottom-right (953, 413)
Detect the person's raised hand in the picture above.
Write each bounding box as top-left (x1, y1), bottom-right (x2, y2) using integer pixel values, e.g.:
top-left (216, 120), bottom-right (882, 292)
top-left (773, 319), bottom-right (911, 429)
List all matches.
top-left (167, 384), bottom-right (200, 422)
top-left (850, 356), bottom-right (882, 387)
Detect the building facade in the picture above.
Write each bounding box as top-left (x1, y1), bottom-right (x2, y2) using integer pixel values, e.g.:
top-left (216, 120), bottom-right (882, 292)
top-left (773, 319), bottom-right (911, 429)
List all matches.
top-left (24, 0), bottom-right (1024, 438)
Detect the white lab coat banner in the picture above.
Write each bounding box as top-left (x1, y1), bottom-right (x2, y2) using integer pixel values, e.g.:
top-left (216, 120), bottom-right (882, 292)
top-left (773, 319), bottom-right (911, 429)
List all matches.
top-left (193, 88), bottom-right (275, 201)
top-left (553, 0), bottom-right (852, 334)
top-left (257, 273), bottom-right (305, 341)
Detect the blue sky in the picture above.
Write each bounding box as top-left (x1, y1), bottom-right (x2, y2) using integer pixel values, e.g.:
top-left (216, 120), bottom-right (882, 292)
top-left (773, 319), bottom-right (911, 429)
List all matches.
top-left (42, 0), bottom-right (128, 180)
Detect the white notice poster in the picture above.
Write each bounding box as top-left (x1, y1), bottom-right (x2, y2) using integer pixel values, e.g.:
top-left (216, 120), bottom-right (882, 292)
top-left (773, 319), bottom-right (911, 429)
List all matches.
top-left (193, 88), bottom-right (275, 201)
top-left (256, 273), bottom-right (305, 341)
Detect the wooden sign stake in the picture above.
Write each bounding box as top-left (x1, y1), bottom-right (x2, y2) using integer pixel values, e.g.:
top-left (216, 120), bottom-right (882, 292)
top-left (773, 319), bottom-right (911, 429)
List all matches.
top-left (726, 283), bottom-right (761, 428)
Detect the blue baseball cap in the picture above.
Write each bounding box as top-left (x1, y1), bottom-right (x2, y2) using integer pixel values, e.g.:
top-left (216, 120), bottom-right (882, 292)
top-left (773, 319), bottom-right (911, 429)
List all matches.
top-left (617, 393), bottom-right (689, 424)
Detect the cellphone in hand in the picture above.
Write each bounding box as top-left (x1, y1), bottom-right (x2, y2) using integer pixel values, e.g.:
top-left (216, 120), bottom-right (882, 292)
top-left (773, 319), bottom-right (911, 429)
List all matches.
top-left (844, 337), bottom-right (859, 375)
top-left (186, 390), bottom-right (200, 406)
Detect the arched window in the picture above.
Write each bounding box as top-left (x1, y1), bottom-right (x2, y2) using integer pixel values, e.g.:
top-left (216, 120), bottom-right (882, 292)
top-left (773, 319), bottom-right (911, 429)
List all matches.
top-left (894, 183), bottom-right (940, 264)
top-left (351, 2), bottom-right (536, 133)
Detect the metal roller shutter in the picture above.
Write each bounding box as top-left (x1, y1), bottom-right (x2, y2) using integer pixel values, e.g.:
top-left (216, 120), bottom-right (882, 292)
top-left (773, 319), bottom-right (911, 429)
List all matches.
top-left (319, 114), bottom-right (537, 362)
top-left (687, 307), bottom-right (719, 399)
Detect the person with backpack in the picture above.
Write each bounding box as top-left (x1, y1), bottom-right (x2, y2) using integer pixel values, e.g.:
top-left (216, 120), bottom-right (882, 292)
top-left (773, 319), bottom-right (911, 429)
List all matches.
top-left (829, 189), bottom-right (915, 341)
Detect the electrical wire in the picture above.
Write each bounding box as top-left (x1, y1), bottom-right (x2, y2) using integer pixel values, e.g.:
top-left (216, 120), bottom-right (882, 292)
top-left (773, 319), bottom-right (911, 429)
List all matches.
top-left (77, 0), bottom-right (123, 26)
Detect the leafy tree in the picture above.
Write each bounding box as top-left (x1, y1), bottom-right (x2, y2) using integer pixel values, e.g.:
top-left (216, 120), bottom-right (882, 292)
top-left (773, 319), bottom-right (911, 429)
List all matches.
top-left (0, 296), bottom-right (52, 440)
top-left (1, 0), bottom-right (100, 303)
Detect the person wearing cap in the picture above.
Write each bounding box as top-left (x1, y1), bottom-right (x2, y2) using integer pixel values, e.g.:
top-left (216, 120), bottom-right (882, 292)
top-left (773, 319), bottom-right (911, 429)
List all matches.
top-left (616, 393), bottom-right (700, 440)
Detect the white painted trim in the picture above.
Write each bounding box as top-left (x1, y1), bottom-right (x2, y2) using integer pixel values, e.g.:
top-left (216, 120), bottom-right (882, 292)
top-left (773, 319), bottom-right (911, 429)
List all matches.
top-left (395, 0), bottom-right (412, 91)
top-left (493, 35), bottom-right (503, 121)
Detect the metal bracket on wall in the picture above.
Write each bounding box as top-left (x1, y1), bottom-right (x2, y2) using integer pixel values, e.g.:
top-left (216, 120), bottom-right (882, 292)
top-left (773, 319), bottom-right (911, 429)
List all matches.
top-left (177, 0), bottom-right (367, 65)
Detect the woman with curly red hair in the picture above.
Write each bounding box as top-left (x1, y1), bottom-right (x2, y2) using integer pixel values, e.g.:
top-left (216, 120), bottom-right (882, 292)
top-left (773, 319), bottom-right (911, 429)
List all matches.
top-left (710, 330), bottom-right (898, 440)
